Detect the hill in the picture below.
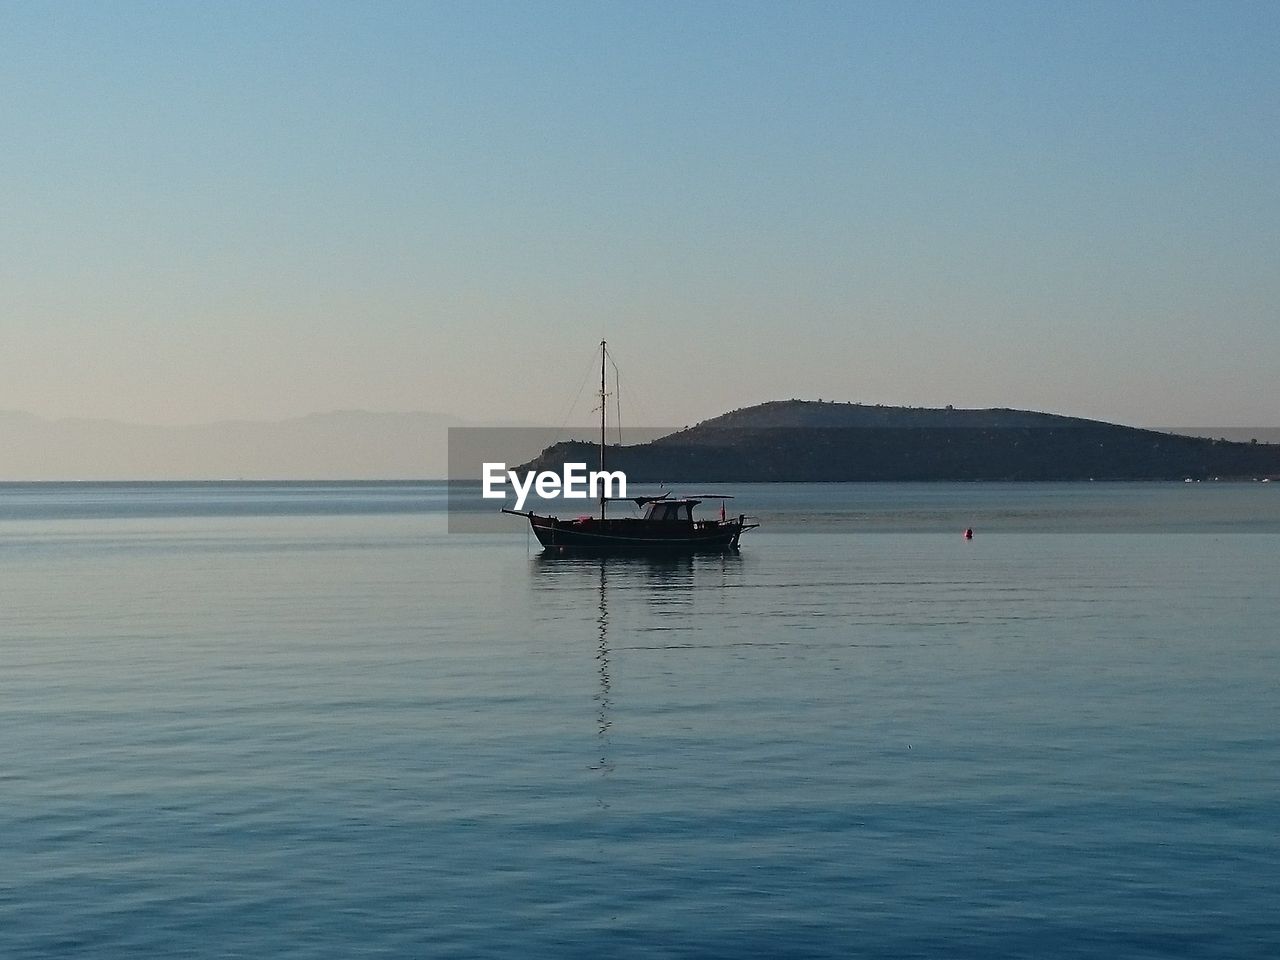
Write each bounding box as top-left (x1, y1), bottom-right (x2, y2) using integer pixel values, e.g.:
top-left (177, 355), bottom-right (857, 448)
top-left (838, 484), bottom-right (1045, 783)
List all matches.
top-left (516, 401), bottom-right (1280, 482)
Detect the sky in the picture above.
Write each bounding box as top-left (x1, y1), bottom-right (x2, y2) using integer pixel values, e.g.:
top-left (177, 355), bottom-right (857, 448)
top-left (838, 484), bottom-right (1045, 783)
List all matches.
top-left (2, 0), bottom-right (1277, 429)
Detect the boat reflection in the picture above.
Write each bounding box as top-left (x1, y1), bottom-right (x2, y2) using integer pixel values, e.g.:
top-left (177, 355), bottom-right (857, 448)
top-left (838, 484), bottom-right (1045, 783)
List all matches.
top-left (529, 552), bottom-right (745, 776)
top-left (529, 549), bottom-right (743, 587)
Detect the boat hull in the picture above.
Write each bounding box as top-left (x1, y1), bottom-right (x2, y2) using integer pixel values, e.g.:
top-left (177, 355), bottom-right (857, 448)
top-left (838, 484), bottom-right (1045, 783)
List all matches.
top-left (519, 513), bottom-right (751, 552)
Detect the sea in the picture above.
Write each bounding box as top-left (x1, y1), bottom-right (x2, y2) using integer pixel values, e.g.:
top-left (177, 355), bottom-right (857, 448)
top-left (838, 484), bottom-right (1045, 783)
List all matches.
top-left (2, 481), bottom-right (1278, 959)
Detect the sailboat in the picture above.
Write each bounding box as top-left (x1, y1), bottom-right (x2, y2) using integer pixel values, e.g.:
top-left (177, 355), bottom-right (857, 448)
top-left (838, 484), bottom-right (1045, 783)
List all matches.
top-left (503, 341), bottom-right (759, 552)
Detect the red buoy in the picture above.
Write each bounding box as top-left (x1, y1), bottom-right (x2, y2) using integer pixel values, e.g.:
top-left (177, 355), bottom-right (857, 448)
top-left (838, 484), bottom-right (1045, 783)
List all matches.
top-left (964, 528), bottom-right (973, 540)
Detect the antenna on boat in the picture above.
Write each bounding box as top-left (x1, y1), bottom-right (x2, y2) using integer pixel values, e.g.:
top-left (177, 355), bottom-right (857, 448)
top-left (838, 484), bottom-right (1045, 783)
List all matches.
top-left (600, 339), bottom-right (607, 521)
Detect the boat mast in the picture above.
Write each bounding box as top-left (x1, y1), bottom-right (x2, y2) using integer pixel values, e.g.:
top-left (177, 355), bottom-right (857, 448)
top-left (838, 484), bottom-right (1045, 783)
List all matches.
top-left (600, 339), bottom-right (606, 520)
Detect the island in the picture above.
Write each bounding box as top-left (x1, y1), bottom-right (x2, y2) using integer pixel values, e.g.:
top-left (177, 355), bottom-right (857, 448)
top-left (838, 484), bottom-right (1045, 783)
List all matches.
top-left (516, 401), bottom-right (1280, 482)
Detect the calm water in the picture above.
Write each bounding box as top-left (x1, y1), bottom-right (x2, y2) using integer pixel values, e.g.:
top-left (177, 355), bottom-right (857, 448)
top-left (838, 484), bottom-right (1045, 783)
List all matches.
top-left (2, 483), bottom-right (1278, 958)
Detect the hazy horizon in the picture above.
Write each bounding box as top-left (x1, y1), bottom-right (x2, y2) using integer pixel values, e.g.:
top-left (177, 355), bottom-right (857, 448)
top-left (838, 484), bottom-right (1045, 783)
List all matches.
top-left (3, 400), bottom-right (1279, 432)
top-left (4, 2), bottom-right (1277, 445)
top-left (1, 403), bottom-right (1277, 482)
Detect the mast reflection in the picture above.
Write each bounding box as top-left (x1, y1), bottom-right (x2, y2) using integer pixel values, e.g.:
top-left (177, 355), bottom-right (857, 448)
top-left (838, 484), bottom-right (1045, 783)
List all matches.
top-left (592, 558), bottom-right (613, 773)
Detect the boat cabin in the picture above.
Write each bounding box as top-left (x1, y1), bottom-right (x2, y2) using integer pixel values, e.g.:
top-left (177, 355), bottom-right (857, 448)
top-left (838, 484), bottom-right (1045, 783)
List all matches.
top-left (640, 499), bottom-right (700, 522)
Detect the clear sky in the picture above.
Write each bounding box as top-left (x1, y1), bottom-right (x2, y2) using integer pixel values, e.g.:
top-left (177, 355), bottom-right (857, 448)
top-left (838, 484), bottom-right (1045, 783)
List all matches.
top-left (3, 0), bottom-right (1276, 428)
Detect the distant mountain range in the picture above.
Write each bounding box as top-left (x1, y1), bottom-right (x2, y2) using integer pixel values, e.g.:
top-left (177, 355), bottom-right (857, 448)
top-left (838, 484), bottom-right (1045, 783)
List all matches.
top-left (518, 401), bottom-right (1280, 482)
top-left (3, 402), bottom-right (1277, 481)
top-left (0, 410), bottom-right (482, 480)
